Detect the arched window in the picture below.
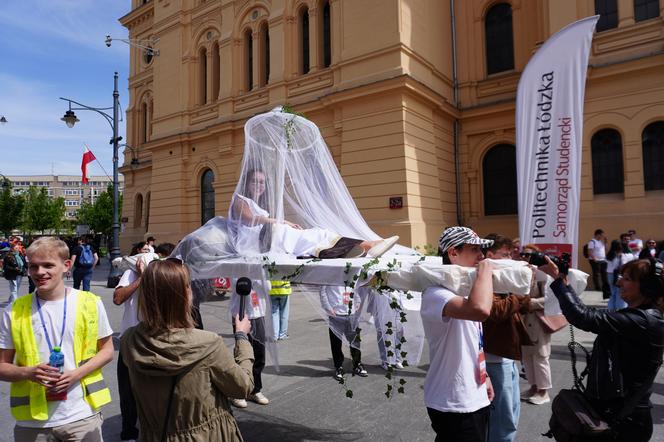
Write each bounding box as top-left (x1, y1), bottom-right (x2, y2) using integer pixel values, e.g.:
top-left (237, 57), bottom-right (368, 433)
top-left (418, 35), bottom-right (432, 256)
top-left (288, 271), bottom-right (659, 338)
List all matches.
top-left (591, 129), bottom-right (624, 194)
top-left (134, 193), bottom-right (143, 228)
top-left (145, 192), bottom-right (151, 232)
top-left (300, 7), bottom-right (310, 74)
top-left (212, 42), bottom-right (220, 100)
top-left (321, 0), bottom-right (331, 68)
top-left (485, 3), bottom-right (514, 75)
top-left (141, 102), bottom-right (148, 144)
top-left (201, 169), bottom-right (215, 225)
top-left (198, 47), bottom-right (207, 104)
top-left (595, 0), bottom-right (618, 31)
top-left (642, 121), bottom-right (664, 191)
top-left (149, 99), bottom-right (154, 138)
top-left (260, 23), bottom-right (270, 87)
top-left (483, 144), bottom-right (517, 215)
top-left (634, 0), bottom-right (660, 22)
top-left (245, 30), bottom-right (253, 91)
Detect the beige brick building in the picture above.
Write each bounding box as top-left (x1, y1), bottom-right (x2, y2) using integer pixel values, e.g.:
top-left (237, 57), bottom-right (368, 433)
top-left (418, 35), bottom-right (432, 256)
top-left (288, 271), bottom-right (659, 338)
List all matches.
top-left (6, 175), bottom-right (122, 220)
top-left (119, 0), bottom-right (664, 271)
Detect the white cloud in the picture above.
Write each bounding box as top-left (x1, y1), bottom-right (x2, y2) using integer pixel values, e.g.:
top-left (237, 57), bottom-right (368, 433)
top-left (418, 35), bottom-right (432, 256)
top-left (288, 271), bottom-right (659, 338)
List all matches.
top-left (0, 1), bottom-right (129, 56)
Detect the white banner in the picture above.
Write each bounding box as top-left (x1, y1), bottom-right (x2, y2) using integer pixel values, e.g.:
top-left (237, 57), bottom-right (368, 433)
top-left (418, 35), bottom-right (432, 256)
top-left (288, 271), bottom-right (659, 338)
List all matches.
top-left (516, 16), bottom-right (598, 265)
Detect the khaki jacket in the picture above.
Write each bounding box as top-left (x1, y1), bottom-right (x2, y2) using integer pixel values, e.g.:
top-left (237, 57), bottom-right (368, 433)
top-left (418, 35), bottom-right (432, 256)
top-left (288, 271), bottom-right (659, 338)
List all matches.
top-left (120, 323), bottom-right (254, 442)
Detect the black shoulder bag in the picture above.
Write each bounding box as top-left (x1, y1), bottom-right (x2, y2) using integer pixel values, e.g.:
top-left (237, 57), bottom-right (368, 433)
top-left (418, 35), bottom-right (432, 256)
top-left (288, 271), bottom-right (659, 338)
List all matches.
top-left (545, 319), bottom-right (661, 441)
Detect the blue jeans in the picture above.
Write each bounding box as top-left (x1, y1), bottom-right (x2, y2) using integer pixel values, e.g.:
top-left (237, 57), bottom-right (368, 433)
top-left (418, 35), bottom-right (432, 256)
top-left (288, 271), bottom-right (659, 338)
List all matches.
top-left (73, 267), bottom-right (94, 291)
top-left (270, 296), bottom-right (290, 339)
top-left (487, 360), bottom-right (520, 442)
top-left (608, 272), bottom-right (627, 311)
top-left (377, 326), bottom-right (404, 365)
top-left (7, 275), bottom-right (23, 303)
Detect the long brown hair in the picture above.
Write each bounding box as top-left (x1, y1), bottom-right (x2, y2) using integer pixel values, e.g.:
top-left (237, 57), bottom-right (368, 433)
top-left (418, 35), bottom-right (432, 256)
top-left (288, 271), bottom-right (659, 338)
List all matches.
top-left (139, 259), bottom-right (194, 333)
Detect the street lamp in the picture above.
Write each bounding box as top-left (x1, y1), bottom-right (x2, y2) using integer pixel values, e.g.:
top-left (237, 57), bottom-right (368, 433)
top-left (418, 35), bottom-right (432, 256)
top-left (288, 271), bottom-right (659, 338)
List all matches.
top-left (119, 144), bottom-right (140, 166)
top-left (60, 72), bottom-right (123, 288)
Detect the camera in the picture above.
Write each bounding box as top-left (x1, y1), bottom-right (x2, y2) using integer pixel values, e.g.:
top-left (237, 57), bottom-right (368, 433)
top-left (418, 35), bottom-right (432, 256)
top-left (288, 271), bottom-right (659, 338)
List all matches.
top-left (520, 251), bottom-right (571, 275)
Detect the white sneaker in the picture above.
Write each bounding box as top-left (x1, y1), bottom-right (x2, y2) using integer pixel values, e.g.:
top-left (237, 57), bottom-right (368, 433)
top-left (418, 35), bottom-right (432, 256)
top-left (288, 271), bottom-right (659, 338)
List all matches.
top-left (527, 392), bottom-right (550, 405)
top-left (395, 361), bottom-right (404, 369)
top-left (367, 236), bottom-right (400, 258)
top-left (249, 392), bottom-right (269, 405)
top-left (520, 389), bottom-right (535, 401)
top-left (231, 398), bottom-right (248, 408)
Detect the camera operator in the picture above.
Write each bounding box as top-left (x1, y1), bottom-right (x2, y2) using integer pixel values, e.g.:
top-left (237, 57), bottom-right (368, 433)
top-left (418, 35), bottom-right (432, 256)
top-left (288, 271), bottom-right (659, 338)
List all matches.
top-left (540, 257), bottom-right (664, 442)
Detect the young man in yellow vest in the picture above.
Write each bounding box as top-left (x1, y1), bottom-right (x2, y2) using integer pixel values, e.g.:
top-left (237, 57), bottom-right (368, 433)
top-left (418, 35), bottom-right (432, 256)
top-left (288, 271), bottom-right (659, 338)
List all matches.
top-left (0, 237), bottom-right (114, 441)
top-left (270, 279), bottom-right (292, 340)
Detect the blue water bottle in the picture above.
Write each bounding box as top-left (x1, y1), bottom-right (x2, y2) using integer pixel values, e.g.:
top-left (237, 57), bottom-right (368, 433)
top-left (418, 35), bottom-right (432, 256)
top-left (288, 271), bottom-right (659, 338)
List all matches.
top-left (46, 346), bottom-right (67, 401)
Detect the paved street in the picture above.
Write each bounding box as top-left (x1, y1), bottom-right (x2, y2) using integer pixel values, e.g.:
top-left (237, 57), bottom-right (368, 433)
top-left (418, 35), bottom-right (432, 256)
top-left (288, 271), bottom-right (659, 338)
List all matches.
top-left (1, 261), bottom-right (663, 441)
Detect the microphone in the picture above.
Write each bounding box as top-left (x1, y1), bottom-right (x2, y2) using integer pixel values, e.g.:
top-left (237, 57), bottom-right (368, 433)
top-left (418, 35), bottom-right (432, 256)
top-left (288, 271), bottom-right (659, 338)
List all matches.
top-left (236, 277), bottom-right (252, 321)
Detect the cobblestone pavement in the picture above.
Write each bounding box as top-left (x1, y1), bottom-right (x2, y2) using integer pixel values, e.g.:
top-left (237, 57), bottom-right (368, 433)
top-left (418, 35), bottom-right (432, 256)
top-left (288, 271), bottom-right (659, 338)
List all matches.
top-left (1, 261), bottom-right (662, 441)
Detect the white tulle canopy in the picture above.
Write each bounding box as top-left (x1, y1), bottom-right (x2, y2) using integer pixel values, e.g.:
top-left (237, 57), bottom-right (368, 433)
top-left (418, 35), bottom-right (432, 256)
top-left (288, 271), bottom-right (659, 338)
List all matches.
top-left (228, 106), bottom-right (383, 257)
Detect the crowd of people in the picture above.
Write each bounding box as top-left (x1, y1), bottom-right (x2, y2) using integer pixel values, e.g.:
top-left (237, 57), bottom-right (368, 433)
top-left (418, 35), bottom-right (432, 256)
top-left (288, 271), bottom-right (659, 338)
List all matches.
top-left (0, 228), bottom-right (662, 442)
top-left (586, 228), bottom-right (664, 311)
top-left (424, 226), bottom-right (664, 442)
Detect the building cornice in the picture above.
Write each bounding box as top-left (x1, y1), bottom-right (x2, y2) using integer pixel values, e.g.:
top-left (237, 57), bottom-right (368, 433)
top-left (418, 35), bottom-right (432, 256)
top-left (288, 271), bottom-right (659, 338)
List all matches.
top-left (120, 2), bottom-right (155, 31)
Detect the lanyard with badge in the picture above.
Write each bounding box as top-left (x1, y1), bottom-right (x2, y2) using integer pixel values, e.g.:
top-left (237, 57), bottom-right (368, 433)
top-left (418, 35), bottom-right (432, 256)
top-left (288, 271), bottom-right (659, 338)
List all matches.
top-left (476, 322), bottom-right (487, 385)
top-left (35, 290), bottom-right (68, 354)
top-left (36, 289), bottom-right (69, 401)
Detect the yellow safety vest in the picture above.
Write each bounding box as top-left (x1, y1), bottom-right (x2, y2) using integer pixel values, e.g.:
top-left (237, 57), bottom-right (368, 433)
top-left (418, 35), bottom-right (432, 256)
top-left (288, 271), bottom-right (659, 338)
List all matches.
top-left (10, 291), bottom-right (112, 421)
top-left (269, 280), bottom-right (292, 296)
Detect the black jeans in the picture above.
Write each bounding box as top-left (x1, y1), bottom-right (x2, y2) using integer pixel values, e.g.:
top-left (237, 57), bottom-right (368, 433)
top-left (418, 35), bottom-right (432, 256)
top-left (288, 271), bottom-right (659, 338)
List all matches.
top-left (589, 260), bottom-right (611, 299)
top-left (427, 406), bottom-right (490, 442)
top-left (73, 266), bottom-right (94, 291)
top-left (612, 407), bottom-right (653, 442)
top-left (117, 351), bottom-right (139, 440)
top-left (249, 317), bottom-right (266, 394)
top-left (328, 315), bottom-right (361, 369)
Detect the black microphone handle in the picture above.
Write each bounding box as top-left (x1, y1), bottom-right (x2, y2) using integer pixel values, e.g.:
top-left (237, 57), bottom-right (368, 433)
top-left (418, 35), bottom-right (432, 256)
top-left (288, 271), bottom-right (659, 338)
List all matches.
top-left (238, 296), bottom-right (246, 321)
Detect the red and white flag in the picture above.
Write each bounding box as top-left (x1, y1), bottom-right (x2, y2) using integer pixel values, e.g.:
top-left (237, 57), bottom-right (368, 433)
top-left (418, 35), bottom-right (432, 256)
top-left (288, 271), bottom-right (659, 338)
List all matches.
top-left (81, 145), bottom-right (96, 184)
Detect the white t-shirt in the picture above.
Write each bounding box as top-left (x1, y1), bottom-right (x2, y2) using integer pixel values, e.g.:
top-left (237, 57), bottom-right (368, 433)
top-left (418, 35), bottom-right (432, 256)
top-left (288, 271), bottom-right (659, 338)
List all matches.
top-left (420, 286), bottom-right (490, 413)
top-left (587, 239), bottom-right (606, 260)
top-left (0, 289), bottom-right (113, 428)
top-left (628, 237), bottom-right (643, 254)
top-left (117, 269), bottom-right (140, 336)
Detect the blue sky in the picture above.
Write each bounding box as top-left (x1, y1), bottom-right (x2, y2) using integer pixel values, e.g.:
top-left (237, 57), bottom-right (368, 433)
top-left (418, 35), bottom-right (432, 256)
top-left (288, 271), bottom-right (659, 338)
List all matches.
top-left (0, 1), bottom-right (130, 177)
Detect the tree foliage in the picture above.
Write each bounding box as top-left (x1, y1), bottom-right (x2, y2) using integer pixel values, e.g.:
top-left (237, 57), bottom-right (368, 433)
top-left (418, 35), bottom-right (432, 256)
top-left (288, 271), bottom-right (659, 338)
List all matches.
top-left (77, 184), bottom-right (122, 237)
top-left (0, 181), bottom-right (24, 236)
top-left (22, 187), bottom-right (56, 234)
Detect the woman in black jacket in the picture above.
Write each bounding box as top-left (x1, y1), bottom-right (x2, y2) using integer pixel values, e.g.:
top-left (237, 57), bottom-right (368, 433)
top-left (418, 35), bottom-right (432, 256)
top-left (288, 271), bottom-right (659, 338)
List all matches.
top-left (541, 258), bottom-right (664, 442)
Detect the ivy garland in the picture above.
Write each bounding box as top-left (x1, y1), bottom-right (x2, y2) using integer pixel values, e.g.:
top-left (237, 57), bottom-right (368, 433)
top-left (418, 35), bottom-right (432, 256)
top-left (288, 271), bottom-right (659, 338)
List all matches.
top-left (280, 104), bottom-right (305, 151)
top-left (261, 254), bottom-right (418, 399)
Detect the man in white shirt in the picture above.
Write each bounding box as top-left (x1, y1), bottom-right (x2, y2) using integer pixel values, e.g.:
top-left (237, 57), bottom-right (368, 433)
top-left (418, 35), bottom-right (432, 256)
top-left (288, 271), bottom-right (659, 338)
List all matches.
top-left (0, 237), bottom-right (113, 441)
top-left (587, 229), bottom-right (610, 299)
top-left (421, 226), bottom-right (495, 442)
top-left (627, 229), bottom-right (643, 255)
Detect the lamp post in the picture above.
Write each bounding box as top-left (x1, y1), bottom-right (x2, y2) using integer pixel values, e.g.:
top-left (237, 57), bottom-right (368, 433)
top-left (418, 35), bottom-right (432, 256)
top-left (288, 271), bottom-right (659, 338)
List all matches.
top-left (119, 144), bottom-right (140, 166)
top-left (60, 72), bottom-right (123, 288)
